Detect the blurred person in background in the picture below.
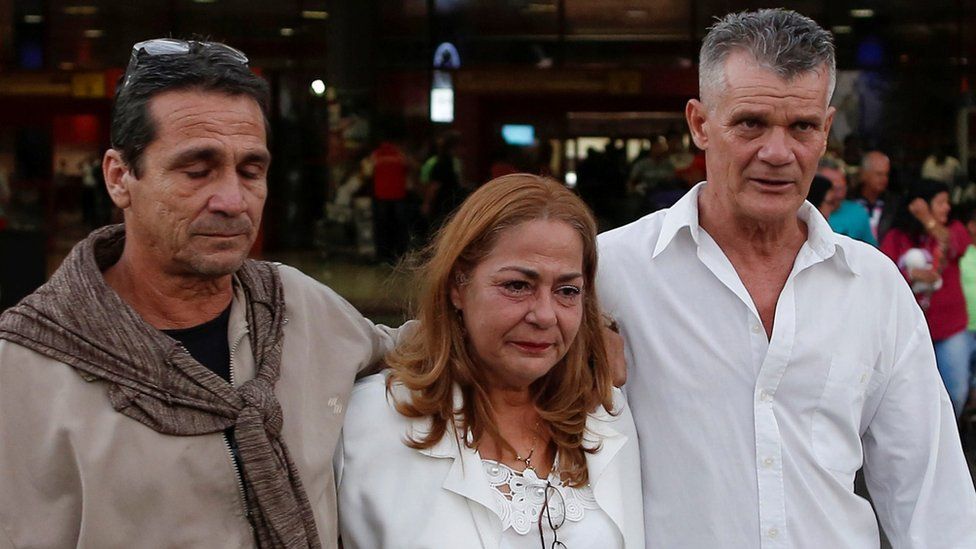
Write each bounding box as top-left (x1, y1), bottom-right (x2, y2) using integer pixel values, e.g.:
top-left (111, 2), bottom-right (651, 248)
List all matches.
top-left (954, 206), bottom-right (976, 415)
top-left (854, 150), bottom-right (897, 242)
top-left (819, 156), bottom-right (876, 246)
top-left (806, 174), bottom-right (836, 219)
top-left (922, 142), bottom-right (963, 186)
top-left (337, 174), bottom-right (643, 548)
top-left (421, 130), bottom-right (466, 232)
top-left (627, 135), bottom-right (676, 213)
top-left (365, 136), bottom-right (413, 264)
top-left (881, 179), bottom-right (973, 418)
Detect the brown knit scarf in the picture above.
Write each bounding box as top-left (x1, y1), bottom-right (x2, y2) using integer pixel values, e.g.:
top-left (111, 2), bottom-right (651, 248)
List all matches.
top-left (0, 224), bottom-right (321, 549)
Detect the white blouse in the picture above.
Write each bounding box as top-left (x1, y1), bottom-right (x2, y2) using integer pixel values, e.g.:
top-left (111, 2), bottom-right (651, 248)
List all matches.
top-left (481, 459), bottom-right (622, 549)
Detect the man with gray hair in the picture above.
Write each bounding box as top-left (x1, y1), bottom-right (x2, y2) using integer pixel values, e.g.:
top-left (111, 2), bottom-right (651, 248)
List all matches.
top-left (855, 150), bottom-right (897, 242)
top-left (598, 8), bottom-right (976, 548)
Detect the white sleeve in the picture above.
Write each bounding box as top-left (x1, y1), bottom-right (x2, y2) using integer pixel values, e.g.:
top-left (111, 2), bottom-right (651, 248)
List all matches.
top-left (861, 321), bottom-right (976, 548)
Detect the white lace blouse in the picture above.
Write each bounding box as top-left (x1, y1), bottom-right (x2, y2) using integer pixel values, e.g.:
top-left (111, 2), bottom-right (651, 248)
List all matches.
top-left (481, 459), bottom-right (622, 549)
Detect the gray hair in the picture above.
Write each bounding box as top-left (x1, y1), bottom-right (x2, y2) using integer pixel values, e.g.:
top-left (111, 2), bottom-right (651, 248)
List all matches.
top-left (861, 150), bottom-right (889, 171)
top-left (699, 9), bottom-right (836, 108)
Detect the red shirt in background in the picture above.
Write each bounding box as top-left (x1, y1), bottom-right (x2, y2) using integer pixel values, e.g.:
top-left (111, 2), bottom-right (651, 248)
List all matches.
top-left (880, 220), bottom-right (972, 341)
top-left (370, 142), bottom-right (408, 201)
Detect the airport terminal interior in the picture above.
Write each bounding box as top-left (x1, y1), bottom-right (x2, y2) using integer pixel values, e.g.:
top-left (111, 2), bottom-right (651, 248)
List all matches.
top-left (0, 1), bottom-right (974, 535)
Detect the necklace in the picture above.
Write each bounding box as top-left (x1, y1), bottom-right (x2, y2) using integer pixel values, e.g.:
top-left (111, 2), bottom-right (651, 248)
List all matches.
top-left (503, 421), bottom-right (541, 472)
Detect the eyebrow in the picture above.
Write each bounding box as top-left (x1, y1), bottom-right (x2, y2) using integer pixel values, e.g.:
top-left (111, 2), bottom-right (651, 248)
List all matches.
top-left (497, 266), bottom-right (584, 283)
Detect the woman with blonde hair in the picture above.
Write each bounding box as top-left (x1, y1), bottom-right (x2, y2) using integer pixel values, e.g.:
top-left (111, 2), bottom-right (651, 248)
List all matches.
top-left (336, 174), bottom-right (643, 548)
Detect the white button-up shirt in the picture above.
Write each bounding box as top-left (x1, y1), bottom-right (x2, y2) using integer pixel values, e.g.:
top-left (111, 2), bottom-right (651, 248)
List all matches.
top-left (597, 183), bottom-right (976, 548)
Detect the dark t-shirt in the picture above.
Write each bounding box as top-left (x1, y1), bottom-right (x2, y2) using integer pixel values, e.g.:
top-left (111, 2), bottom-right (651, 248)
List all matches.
top-left (163, 305), bottom-right (232, 381)
top-left (162, 306), bottom-right (241, 471)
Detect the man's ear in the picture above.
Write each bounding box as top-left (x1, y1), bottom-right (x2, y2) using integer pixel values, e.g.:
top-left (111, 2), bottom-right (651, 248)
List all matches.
top-left (103, 149), bottom-right (134, 209)
top-left (685, 99), bottom-right (710, 150)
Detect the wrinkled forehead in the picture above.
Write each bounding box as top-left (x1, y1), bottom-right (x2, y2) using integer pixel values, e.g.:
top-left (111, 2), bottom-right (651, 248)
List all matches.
top-left (707, 51), bottom-right (833, 109)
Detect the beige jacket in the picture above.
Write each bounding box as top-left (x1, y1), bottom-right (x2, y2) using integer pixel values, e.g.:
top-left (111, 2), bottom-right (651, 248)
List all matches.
top-left (0, 264), bottom-right (399, 549)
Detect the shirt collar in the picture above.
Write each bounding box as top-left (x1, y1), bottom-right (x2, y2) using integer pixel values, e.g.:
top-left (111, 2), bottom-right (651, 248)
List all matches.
top-left (652, 181), bottom-right (860, 276)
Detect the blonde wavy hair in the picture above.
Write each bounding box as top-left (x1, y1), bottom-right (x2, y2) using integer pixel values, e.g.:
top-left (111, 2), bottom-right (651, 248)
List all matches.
top-left (386, 173), bottom-right (615, 487)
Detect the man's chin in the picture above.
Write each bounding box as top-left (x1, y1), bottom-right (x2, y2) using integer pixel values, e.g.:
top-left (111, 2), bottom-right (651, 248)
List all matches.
top-left (181, 252), bottom-right (249, 278)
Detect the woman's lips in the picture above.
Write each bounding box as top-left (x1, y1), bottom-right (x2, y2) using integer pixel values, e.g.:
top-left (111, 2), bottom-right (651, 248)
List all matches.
top-left (510, 341), bottom-right (553, 353)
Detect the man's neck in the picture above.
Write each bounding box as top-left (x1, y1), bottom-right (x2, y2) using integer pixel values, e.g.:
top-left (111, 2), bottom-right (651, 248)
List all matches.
top-left (698, 191), bottom-right (807, 261)
top-left (103, 250), bottom-right (234, 330)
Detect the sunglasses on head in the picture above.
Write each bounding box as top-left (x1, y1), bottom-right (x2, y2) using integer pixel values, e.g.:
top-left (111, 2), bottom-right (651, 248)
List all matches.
top-left (121, 38), bottom-right (249, 90)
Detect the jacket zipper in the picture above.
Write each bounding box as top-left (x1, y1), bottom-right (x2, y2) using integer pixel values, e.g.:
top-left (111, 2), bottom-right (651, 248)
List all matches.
top-left (225, 329), bottom-right (250, 524)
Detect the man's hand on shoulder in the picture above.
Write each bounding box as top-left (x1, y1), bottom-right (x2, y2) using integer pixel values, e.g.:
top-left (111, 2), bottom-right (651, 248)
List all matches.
top-left (601, 317), bottom-right (627, 387)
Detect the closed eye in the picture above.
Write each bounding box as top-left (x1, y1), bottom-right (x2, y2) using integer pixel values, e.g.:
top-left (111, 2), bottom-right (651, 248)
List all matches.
top-left (185, 168), bottom-right (211, 179)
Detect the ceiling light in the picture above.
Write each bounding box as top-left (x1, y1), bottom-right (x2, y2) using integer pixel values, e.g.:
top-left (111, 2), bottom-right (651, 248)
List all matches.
top-left (64, 6), bottom-right (98, 15)
top-left (302, 10), bottom-right (329, 20)
top-left (23, 14), bottom-right (43, 23)
top-left (523, 2), bottom-right (556, 13)
top-left (59, 62), bottom-right (75, 70)
top-left (832, 25), bottom-right (852, 34)
top-left (280, 27), bottom-right (295, 36)
top-left (83, 29), bottom-right (103, 38)
top-left (850, 9), bottom-right (875, 18)
top-left (310, 79), bottom-right (326, 96)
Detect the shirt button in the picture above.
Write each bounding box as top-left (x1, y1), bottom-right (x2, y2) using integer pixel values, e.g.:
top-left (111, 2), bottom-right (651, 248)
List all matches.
top-left (762, 457), bottom-right (774, 468)
top-left (768, 528), bottom-right (779, 538)
top-left (860, 373), bottom-right (868, 384)
top-left (759, 390), bottom-right (773, 402)
top-left (751, 323), bottom-right (762, 334)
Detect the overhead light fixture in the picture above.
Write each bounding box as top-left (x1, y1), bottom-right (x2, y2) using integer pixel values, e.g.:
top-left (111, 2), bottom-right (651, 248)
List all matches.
top-left (310, 79), bottom-right (326, 96)
top-left (850, 9), bottom-right (875, 18)
top-left (832, 25), bottom-right (852, 34)
top-left (83, 29), bottom-right (104, 38)
top-left (23, 14), bottom-right (43, 23)
top-left (59, 61), bottom-right (76, 70)
top-left (523, 2), bottom-right (556, 13)
top-left (64, 5), bottom-right (98, 15)
top-left (280, 27), bottom-right (295, 36)
top-left (302, 10), bottom-right (328, 20)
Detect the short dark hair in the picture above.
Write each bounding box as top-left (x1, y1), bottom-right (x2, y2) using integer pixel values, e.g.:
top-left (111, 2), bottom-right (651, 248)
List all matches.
top-left (110, 40), bottom-right (271, 178)
top-left (807, 174), bottom-right (833, 208)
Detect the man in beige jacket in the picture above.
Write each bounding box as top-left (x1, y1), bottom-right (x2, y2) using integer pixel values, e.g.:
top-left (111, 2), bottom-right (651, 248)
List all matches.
top-left (0, 39), bottom-right (400, 549)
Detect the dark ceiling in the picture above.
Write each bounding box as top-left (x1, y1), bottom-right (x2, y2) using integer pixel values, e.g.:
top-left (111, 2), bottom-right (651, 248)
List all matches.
top-left (1, 0), bottom-right (973, 73)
